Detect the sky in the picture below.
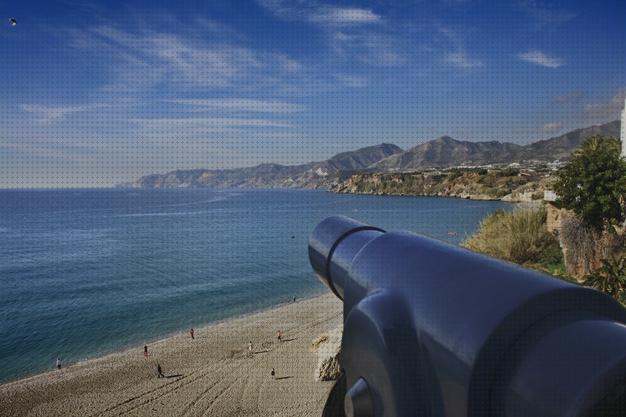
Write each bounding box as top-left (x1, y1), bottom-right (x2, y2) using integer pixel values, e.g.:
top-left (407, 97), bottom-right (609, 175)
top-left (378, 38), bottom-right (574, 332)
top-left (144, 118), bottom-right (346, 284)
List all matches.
top-left (0, 0), bottom-right (625, 187)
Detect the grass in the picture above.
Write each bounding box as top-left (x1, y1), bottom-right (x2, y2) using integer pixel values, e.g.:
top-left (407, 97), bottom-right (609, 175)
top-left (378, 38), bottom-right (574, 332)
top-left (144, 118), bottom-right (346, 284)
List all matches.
top-left (463, 207), bottom-right (567, 277)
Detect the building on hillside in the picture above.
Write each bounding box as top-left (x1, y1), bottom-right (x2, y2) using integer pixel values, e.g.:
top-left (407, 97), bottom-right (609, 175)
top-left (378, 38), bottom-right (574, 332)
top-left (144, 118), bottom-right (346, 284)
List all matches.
top-left (543, 190), bottom-right (558, 202)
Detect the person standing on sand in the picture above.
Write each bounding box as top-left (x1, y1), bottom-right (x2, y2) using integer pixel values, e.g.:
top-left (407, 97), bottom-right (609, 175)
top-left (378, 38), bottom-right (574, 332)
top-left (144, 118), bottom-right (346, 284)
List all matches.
top-left (157, 363), bottom-right (164, 379)
top-left (248, 341), bottom-right (253, 353)
top-left (271, 368), bottom-right (275, 380)
top-left (144, 345), bottom-right (148, 357)
top-left (277, 330), bottom-right (282, 343)
top-left (56, 357), bottom-right (61, 370)
top-left (293, 296), bottom-right (296, 303)
top-left (190, 328), bottom-right (194, 340)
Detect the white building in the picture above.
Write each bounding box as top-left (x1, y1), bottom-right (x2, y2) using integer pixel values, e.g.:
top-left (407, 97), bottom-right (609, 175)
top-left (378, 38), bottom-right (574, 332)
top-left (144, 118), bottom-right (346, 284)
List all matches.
top-left (543, 190), bottom-right (558, 202)
top-left (622, 99), bottom-right (626, 158)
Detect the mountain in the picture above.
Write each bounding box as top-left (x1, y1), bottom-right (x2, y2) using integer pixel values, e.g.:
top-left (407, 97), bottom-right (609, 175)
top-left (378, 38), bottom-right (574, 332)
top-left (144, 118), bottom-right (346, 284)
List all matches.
top-left (129, 143), bottom-right (402, 189)
top-left (324, 143), bottom-right (402, 171)
top-left (521, 120), bottom-right (620, 161)
top-left (373, 136), bottom-right (524, 171)
top-left (372, 120), bottom-right (620, 171)
top-left (129, 121), bottom-right (619, 188)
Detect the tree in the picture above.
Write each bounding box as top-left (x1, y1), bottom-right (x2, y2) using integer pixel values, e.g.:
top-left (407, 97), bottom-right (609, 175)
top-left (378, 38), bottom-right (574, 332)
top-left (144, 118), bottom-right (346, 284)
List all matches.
top-left (553, 135), bottom-right (626, 230)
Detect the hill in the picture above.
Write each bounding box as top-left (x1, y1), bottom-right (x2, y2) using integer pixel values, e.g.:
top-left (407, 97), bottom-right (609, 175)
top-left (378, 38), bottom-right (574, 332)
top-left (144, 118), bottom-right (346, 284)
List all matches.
top-left (129, 121), bottom-right (619, 188)
top-left (129, 143), bottom-right (402, 189)
top-left (372, 120), bottom-right (620, 171)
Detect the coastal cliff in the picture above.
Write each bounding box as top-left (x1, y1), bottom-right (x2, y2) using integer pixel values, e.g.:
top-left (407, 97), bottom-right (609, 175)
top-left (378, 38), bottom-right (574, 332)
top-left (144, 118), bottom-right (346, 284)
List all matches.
top-left (331, 167), bottom-right (554, 202)
top-left (126, 121), bottom-right (619, 193)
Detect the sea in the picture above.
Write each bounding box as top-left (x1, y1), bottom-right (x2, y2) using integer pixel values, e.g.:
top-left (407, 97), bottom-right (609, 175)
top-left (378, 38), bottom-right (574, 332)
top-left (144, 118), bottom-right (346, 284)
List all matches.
top-left (0, 188), bottom-right (510, 383)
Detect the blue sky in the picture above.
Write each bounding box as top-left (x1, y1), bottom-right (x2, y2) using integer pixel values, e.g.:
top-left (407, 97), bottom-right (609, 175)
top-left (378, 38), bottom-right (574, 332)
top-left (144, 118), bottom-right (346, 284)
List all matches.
top-left (0, 0), bottom-right (624, 187)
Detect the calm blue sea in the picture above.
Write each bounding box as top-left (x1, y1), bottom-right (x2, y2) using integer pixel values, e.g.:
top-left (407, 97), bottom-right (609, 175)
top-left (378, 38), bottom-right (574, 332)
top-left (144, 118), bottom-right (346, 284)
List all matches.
top-left (0, 188), bottom-right (509, 383)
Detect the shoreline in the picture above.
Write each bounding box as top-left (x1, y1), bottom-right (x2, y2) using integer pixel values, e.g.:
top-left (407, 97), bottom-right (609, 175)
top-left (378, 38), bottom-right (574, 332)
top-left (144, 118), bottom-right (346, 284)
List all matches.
top-left (0, 289), bottom-right (326, 386)
top-left (0, 293), bottom-right (342, 417)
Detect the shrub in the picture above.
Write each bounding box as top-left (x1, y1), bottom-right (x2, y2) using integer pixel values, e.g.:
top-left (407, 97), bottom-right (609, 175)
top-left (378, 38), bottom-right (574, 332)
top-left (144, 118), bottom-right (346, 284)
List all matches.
top-left (583, 256), bottom-right (626, 302)
top-left (463, 207), bottom-right (563, 268)
top-left (553, 135), bottom-right (626, 230)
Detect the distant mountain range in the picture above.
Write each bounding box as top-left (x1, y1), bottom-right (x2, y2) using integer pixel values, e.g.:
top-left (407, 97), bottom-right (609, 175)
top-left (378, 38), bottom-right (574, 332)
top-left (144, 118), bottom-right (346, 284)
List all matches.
top-left (129, 143), bottom-right (402, 189)
top-left (128, 120), bottom-right (619, 189)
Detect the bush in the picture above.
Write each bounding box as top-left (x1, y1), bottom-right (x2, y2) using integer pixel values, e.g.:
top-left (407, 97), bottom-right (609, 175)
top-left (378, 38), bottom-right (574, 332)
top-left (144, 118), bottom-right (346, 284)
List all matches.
top-left (553, 135), bottom-right (626, 230)
top-left (583, 257), bottom-right (626, 302)
top-left (463, 207), bottom-right (563, 269)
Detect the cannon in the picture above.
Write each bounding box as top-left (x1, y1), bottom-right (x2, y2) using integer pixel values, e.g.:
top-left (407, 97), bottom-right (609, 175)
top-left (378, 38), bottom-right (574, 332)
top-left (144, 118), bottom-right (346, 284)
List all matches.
top-left (309, 216), bottom-right (626, 417)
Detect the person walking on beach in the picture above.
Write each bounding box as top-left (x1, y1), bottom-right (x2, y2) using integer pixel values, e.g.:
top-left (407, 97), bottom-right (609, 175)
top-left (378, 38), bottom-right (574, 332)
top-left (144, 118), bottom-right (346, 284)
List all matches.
top-left (277, 330), bottom-right (282, 343)
top-left (56, 357), bottom-right (61, 370)
top-left (156, 363), bottom-right (164, 379)
top-left (293, 296), bottom-right (296, 303)
top-left (144, 345), bottom-right (148, 357)
top-left (190, 328), bottom-right (194, 340)
top-left (248, 341), bottom-right (253, 353)
top-left (271, 368), bottom-right (275, 380)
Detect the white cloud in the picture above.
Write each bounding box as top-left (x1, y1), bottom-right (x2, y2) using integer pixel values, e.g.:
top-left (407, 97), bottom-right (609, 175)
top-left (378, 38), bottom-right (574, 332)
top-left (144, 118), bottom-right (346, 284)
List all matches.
top-left (517, 51), bottom-right (563, 68)
top-left (310, 7), bottom-right (380, 25)
top-left (257, 0), bottom-right (380, 26)
top-left (64, 22), bottom-right (304, 92)
top-left (330, 30), bottom-right (404, 67)
top-left (445, 52), bottom-right (484, 68)
top-left (552, 90), bottom-right (584, 104)
top-left (132, 117), bottom-right (291, 130)
top-left (542, 122), bottom-right (562, 132)
top-left (582, 88), bottom-right (626, 123)
top-left (435, 26), bottom-right (484, 70)
top-left (334, 74), bottom-right (368, 88)
top-left (166, 98), bottom-right (304, 113)
top-left (518, 0), bottom-right (576, 30)
top-left (21, 103), bottom-right (108, 122)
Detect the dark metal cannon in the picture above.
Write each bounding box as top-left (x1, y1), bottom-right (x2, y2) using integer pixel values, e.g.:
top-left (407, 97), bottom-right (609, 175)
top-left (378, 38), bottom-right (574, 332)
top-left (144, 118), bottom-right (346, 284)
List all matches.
top-left (309, 216), bottom-right (626, 417)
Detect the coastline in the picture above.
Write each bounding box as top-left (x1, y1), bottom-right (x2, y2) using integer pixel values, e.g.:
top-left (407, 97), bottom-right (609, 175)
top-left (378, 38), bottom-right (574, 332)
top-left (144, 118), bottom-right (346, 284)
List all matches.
top-left (0, 293), bottom-right (342, 417)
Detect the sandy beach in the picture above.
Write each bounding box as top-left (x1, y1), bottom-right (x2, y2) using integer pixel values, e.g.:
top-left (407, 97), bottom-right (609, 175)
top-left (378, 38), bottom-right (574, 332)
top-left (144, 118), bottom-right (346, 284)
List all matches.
top-left (0, 294), bottom-right (342, 417)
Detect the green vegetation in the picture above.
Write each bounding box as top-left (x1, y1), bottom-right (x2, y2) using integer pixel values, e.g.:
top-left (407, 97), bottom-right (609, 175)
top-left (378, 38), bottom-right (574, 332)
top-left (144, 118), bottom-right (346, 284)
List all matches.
top-left (463, 208), bottom-right (566, 277)
top-left (583, 257), bottom-right (626, 302)
top-left (464, 135), bottom-right (626, 302)
top-left (553, 135), bottom-right (626, 230)
top-left (334, 167), bottom-right (549, 200)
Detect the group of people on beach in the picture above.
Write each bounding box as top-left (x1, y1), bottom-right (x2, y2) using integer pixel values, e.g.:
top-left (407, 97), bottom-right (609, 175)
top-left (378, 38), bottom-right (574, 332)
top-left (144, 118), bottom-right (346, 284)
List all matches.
top-left (141, 327), bottom-right (196, 378)
top-left (57, 297), bottom-right (299, 379)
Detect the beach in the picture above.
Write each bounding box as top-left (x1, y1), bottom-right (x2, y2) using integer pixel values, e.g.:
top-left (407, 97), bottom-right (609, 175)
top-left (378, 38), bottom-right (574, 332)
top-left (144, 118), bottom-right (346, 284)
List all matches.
top-left (0, 294), bottom-right (342, 417)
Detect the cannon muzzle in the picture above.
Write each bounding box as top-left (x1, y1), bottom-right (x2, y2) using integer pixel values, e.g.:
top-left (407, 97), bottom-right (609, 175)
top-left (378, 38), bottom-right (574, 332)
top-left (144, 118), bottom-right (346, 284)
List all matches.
top-left (309, 216), bottom-right (626, 417)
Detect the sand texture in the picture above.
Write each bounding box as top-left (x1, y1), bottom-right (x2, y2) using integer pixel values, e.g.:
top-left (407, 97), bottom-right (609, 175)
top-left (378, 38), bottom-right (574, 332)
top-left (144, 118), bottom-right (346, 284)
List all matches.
top-left (0, 294), bottom-right (342, 417)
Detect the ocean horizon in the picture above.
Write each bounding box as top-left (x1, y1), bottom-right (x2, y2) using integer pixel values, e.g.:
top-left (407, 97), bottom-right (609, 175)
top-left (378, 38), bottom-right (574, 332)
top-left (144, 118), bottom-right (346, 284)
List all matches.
top-left (0, 188), bottom-right (510, 383)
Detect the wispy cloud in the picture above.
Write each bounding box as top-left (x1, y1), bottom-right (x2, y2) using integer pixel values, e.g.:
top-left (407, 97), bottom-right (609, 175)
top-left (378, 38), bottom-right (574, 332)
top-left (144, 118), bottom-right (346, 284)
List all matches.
top-left (310, 7), bottom-right (380, 25)
top-left (165, 98), bottom-right (304, 113)
top-left (256, 0), bottom-right (399, 69)
top-left (256, 0), bottom-right (381, 26)
top-left (334, 74), bottom-right (368, 88)
top-left (542, 122), bottom-right (562, 132)
top-left (582, 88), bottom-right (626, 123)
top-left (436, 26), bottom-right (484, 70)
top-left (445, 52), bottom-right (484, 68)
top-left (552, 90), bottom-right (584, 104)
top-left (518, 0), bottom-right (577, 30)
top-left (132, 117), bottom-right (291, 130)
top-left (517, 50), bottom-right (563, 68)
top-left (330, 30), bottom-right (404, 67)
top-left (64, 21), bottom-right (304, 92)
top-left (21, 103), bottom-right (108, 122)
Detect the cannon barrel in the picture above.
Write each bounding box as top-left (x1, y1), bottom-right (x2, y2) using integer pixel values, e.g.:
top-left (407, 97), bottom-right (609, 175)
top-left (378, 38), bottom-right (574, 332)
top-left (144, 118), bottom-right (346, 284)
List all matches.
top-left (309, 216), bottom-right (626, 417)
